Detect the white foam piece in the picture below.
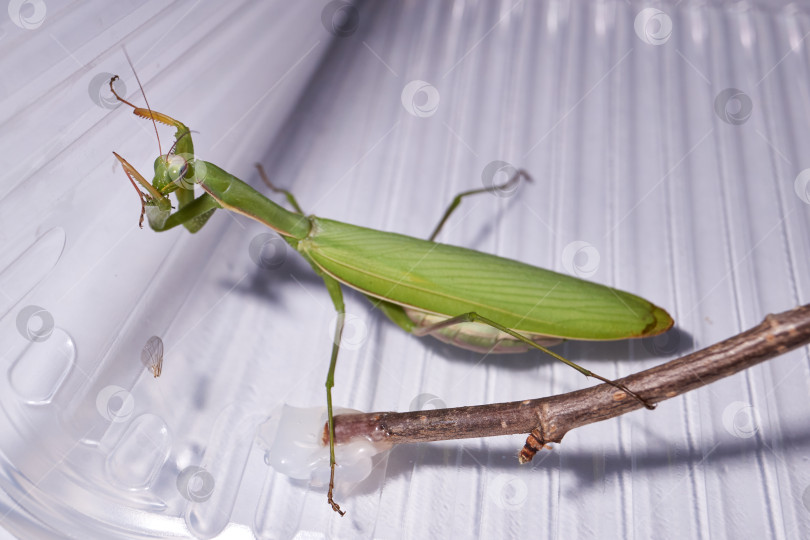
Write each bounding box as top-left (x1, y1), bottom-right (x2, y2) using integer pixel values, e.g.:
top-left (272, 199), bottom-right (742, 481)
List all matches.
top-left (257, 405), bottom-right (391, 487)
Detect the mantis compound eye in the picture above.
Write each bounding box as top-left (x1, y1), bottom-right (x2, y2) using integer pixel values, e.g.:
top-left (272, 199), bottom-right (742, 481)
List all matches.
top-left (166, 154), bottom-right (188, 179)
top-left (166, 154), bottom-right (190, 184)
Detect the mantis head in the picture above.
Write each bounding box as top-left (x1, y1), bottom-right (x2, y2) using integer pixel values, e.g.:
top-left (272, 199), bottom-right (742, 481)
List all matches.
top-left (110, 76), bottom-right (207, 231)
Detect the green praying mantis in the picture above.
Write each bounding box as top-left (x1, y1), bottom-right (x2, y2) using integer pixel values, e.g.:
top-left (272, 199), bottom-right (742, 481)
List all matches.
top-left (109, 76), bottom-right (673, 515)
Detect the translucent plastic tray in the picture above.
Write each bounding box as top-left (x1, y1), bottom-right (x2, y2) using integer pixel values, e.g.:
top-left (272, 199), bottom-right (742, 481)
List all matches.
top-left (1, 0), bottom-right (809, 538)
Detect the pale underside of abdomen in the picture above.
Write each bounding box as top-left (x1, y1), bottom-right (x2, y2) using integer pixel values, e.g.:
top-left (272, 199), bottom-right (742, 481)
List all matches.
top-left (404, 308), bottom-right (562, 354)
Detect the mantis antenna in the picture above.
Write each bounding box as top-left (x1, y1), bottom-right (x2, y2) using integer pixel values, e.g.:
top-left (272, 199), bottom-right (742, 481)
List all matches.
top-left (108, 48), bottom-right (163, 159)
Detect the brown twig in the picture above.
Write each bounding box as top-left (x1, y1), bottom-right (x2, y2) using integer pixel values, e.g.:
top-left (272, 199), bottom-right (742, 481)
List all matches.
top-left (329, 304), bottom-right (810, 460)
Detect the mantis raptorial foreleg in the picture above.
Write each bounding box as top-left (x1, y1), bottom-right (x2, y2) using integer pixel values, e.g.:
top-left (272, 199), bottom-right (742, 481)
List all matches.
top-left (411, 312), bottom-right (655, 410)
top-left (428, 169), bottom-right (532, 241)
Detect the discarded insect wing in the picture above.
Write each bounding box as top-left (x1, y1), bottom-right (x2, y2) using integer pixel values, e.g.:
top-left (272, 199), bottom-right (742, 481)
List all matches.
top-left (141, 335), bottom-right (164, 378)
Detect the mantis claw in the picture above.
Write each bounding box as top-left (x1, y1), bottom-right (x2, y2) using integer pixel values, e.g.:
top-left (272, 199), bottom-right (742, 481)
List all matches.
top-left (112, 151), bottom-right (173, 228)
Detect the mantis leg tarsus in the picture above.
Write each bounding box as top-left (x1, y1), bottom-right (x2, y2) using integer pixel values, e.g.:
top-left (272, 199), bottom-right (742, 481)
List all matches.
top-left (413, 311), bottom-right (655, 410)
top-left (428, 169), bottom-right (532, 241)
top-left (109, 75), bottom-right (138, 110)
top-left (256, 163), bottom-right (305, 215)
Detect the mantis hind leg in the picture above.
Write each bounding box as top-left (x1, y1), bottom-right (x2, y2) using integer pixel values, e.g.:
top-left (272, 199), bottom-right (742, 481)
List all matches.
top-left (256, 163), bottom-right (305, 214)
top-left (412, 312), bottom-right (655, 410)
top-left (428, 169), bottom-right (532, 241)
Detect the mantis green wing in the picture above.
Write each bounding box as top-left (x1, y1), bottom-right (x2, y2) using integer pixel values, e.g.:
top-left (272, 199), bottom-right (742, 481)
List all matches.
top-left (301, 217), bottom-right (673, 343)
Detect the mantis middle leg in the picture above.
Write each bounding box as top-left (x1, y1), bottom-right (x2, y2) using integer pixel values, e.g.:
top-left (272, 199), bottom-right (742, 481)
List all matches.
top-left (428, 169), bottom-right (532, 241)
top-left (256, 163), bottom-right (305, 215)
top-left (316, 271), bottom-right (347, 515)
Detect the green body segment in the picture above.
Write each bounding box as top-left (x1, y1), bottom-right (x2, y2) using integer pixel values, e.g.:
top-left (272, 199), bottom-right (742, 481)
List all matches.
top-left (125, 110), bottom-right (670, 344)
top-left (300, 218), bottom-right (673, 341)
top-left (199, 162), bottom-right (311, 240)
top-left (195, 168), bottom-right (672, 341)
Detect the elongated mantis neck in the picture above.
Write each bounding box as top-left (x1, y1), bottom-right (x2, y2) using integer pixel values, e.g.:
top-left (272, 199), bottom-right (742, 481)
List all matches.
top-left (197, 161), bottom-right (311, 240)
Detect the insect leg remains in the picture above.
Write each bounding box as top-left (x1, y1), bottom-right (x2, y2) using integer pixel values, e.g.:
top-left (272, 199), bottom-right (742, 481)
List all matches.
top-left (412, 312), bottom-right (655, 410)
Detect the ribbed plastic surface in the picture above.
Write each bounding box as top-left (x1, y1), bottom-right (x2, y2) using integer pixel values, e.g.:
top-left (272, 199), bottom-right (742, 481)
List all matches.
top-left (1, 0), bottom-right (809, 538)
